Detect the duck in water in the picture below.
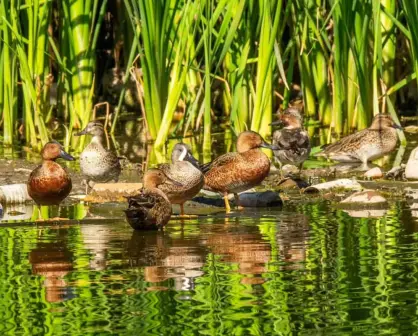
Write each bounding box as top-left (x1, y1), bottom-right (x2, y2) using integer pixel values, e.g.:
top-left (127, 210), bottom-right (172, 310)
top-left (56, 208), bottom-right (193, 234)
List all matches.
top-left (125, 168), bottom-right (181, 230)
top-left (157, 143), bottom-right (204, 218)
top-left (75, 121), bottom-right (121, 193)
top-left (201, 131), bottom-right (278, 213)
top-left (316, 114), bottom-right (402, 169)
top-left (270, 107), bottom-right (310, 171)
top-left (28, 141), bottom-right (75, 217)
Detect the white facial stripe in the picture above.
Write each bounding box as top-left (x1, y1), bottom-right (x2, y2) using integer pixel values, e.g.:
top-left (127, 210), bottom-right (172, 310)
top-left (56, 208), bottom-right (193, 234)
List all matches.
top-left (178, 146), bottom-right (187, 161)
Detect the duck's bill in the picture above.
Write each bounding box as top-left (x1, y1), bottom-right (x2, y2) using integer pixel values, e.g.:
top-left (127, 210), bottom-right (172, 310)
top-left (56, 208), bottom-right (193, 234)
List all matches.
top-left (392, 123), bottom-right (403, 130)
top-left (74, 128), bottom-right (88, 136)
top-left (260, 141), bottom-right (279, 150)
top-left (269, 120), bottom-right (283, 126)
top-left (185, 152), bottom-right (200, 167)
top-left (60, 150), bottom-right (75, 161)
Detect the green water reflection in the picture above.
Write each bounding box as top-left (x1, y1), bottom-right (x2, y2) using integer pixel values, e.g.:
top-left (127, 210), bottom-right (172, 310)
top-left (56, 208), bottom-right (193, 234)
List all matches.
top-left (1, 201), bottom-right (418, 335)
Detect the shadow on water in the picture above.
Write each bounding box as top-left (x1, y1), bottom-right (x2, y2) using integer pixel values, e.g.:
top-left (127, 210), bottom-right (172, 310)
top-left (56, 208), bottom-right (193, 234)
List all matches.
top-left (1, 201), bottom-right (418, 334)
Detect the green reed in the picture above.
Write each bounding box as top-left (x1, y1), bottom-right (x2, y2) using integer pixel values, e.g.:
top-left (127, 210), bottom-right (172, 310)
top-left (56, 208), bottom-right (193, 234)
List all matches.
top-left (0, 0), bottom-right (416, 150)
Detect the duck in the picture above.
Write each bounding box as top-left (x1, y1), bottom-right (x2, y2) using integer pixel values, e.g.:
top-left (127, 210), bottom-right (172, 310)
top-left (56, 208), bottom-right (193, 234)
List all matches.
top-left (157, 143), bottom-right (204, 217)
top-left (201, 131), bottom-right (278, 213)
top-left (75, 121), bottom-right (121, 193)
top-left (270, 107), bottom-right (311, 170)
top-left (28, 141), bottom-right (75, 206)
top-left (315, 114), bottom-right (402, 167)
top-left (124, 168), bottom-right (181, 230)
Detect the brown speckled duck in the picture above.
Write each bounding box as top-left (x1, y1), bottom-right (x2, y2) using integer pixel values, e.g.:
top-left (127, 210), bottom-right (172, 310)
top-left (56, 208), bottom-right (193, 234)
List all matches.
top-left (271, 107), bottom-right (311, 169)
top-left (28, 141), bottom-right (75, 206)
top-left (201, 131), bottom-right (277, 213)
top-left (124, 168), bottom-right (180, 230)
top-left (75, 121), bottom-right (121, 193)
top-left (157, 143), bottom-right (204, 217)
top-left (316, 114), bottom-right (401, 166)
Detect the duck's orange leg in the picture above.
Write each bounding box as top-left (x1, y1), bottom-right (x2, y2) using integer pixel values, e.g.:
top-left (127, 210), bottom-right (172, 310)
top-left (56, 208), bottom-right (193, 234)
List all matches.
top-left (224, 193), bottom-right (231, 213)
top-left (171, 203), bottom-right (198, 219)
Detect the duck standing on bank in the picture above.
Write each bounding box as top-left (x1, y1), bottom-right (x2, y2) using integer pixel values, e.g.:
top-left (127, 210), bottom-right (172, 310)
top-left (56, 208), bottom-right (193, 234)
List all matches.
top-left (315, 114), bottom-right (402, 168)
top-left (75, 121), bottom-right (121, 194)
top-left (125, 168), bottom-right (181, 230)
top-left (201, 131), bottom-right (278, 213)
top-left (157, 143), bottom-right (204, 218)
top-left (28, 141), bottom-right (75, 208)
top-left (270, 107), bottom-right (311, 170)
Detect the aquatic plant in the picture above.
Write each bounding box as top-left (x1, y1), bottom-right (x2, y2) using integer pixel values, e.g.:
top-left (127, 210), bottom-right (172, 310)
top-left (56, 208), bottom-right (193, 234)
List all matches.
top-left (0, 0), bottom-right (416, 151)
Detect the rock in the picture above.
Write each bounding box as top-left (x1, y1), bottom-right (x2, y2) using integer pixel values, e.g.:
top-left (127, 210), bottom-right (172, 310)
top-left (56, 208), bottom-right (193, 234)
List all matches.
top-left (405, 125), bottom-right (418, 133)
top-left (85, 183), bottom-right (143, 203)
top-left (304, 178), bottom-right (362, 193)
top-left (277, 177), bottom-right (310, 190)
top-left (193, 191), bottom-right (282, 208)
top-left (238, 191), bottom-right (282, 207)
top-left (364, 167), bottom-right (383, 179)
top-left (340, 190), bottom-right (387, 205)
top-left (0, 184), bottom-right (32, 204)
top-left (405, 147), bottom-right (418, 180)
top-left (282, 164), bottom-right (300, 177)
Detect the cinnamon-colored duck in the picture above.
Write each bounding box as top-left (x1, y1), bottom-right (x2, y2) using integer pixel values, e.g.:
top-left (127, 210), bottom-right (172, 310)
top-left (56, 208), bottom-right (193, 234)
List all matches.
top-left (28, 141), bottom-right (75, 206)
top-left (201, 131), bottom-right (278, 213)
top-left (125, 168), bottom-right (181, 230)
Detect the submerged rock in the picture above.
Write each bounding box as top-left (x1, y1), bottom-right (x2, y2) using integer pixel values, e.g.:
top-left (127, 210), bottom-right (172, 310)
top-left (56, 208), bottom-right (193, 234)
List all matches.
top-left (340, 190), bottom-right (387, 205)
top-left (342, 209), bottom-right (387, 218)
top-left (406, 147), bottom-right (418, 180)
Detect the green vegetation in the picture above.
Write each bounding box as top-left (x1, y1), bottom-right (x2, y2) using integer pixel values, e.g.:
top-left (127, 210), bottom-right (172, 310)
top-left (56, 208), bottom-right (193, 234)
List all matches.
top-left (0, 0), bottom-right (416, 151)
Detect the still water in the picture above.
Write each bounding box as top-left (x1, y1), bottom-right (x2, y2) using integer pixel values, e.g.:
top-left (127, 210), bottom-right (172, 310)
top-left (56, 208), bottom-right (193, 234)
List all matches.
top-left (0, 200), bottom-right (417, 335)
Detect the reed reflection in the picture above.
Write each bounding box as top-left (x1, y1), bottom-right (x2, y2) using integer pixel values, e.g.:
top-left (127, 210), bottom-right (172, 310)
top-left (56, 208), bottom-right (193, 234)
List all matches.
top-left (276, 213), bottom-right (310, 269)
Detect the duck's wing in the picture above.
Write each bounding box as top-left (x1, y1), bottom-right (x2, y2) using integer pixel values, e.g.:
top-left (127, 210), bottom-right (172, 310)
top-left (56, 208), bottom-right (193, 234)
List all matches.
top-left (318, 128), bottom-right (371, 156)
top-left (126, 191), bottom-right (157, 209)
top-left (200, 152), bottom-right (239, 174)
top-left (274, 129), bottom-right (310, 152)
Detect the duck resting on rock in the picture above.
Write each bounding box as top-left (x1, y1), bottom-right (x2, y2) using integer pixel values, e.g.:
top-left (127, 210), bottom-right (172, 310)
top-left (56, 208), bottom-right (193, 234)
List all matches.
top-left (201, 131), bottom-right (278, 213)
top-left (315, 113), bottom-right (402, 169)
top-left (125, 168), bottom-right (181, 230)
top-left (28, 141), bottom-right (75, 219)
top-left (157, 143), bottom-right (204, 218)
top-left (75, 121), bottom-right (121, 194)
top-left (270, 107), bottom-right (311, 172)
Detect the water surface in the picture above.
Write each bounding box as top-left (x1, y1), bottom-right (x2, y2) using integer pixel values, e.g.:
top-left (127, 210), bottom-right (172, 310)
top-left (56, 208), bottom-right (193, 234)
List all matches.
top-left (1, 201), bottom-right (418, 335)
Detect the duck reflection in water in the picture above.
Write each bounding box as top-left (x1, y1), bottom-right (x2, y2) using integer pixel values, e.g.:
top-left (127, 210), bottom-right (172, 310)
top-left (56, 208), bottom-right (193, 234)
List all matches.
top-left (29, 232), bottom-right (74, 303)
top-left (126, 230), bottom-right (206, 290)
top-left (276, 213), bottom-right (310, 270)
top-left (203, 218), bottom-right (271, 285)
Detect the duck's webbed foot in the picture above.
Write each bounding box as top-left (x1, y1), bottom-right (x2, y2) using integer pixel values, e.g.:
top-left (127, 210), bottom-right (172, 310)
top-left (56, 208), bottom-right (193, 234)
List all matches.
top-left (172, 203), bottom-right (198, 219)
